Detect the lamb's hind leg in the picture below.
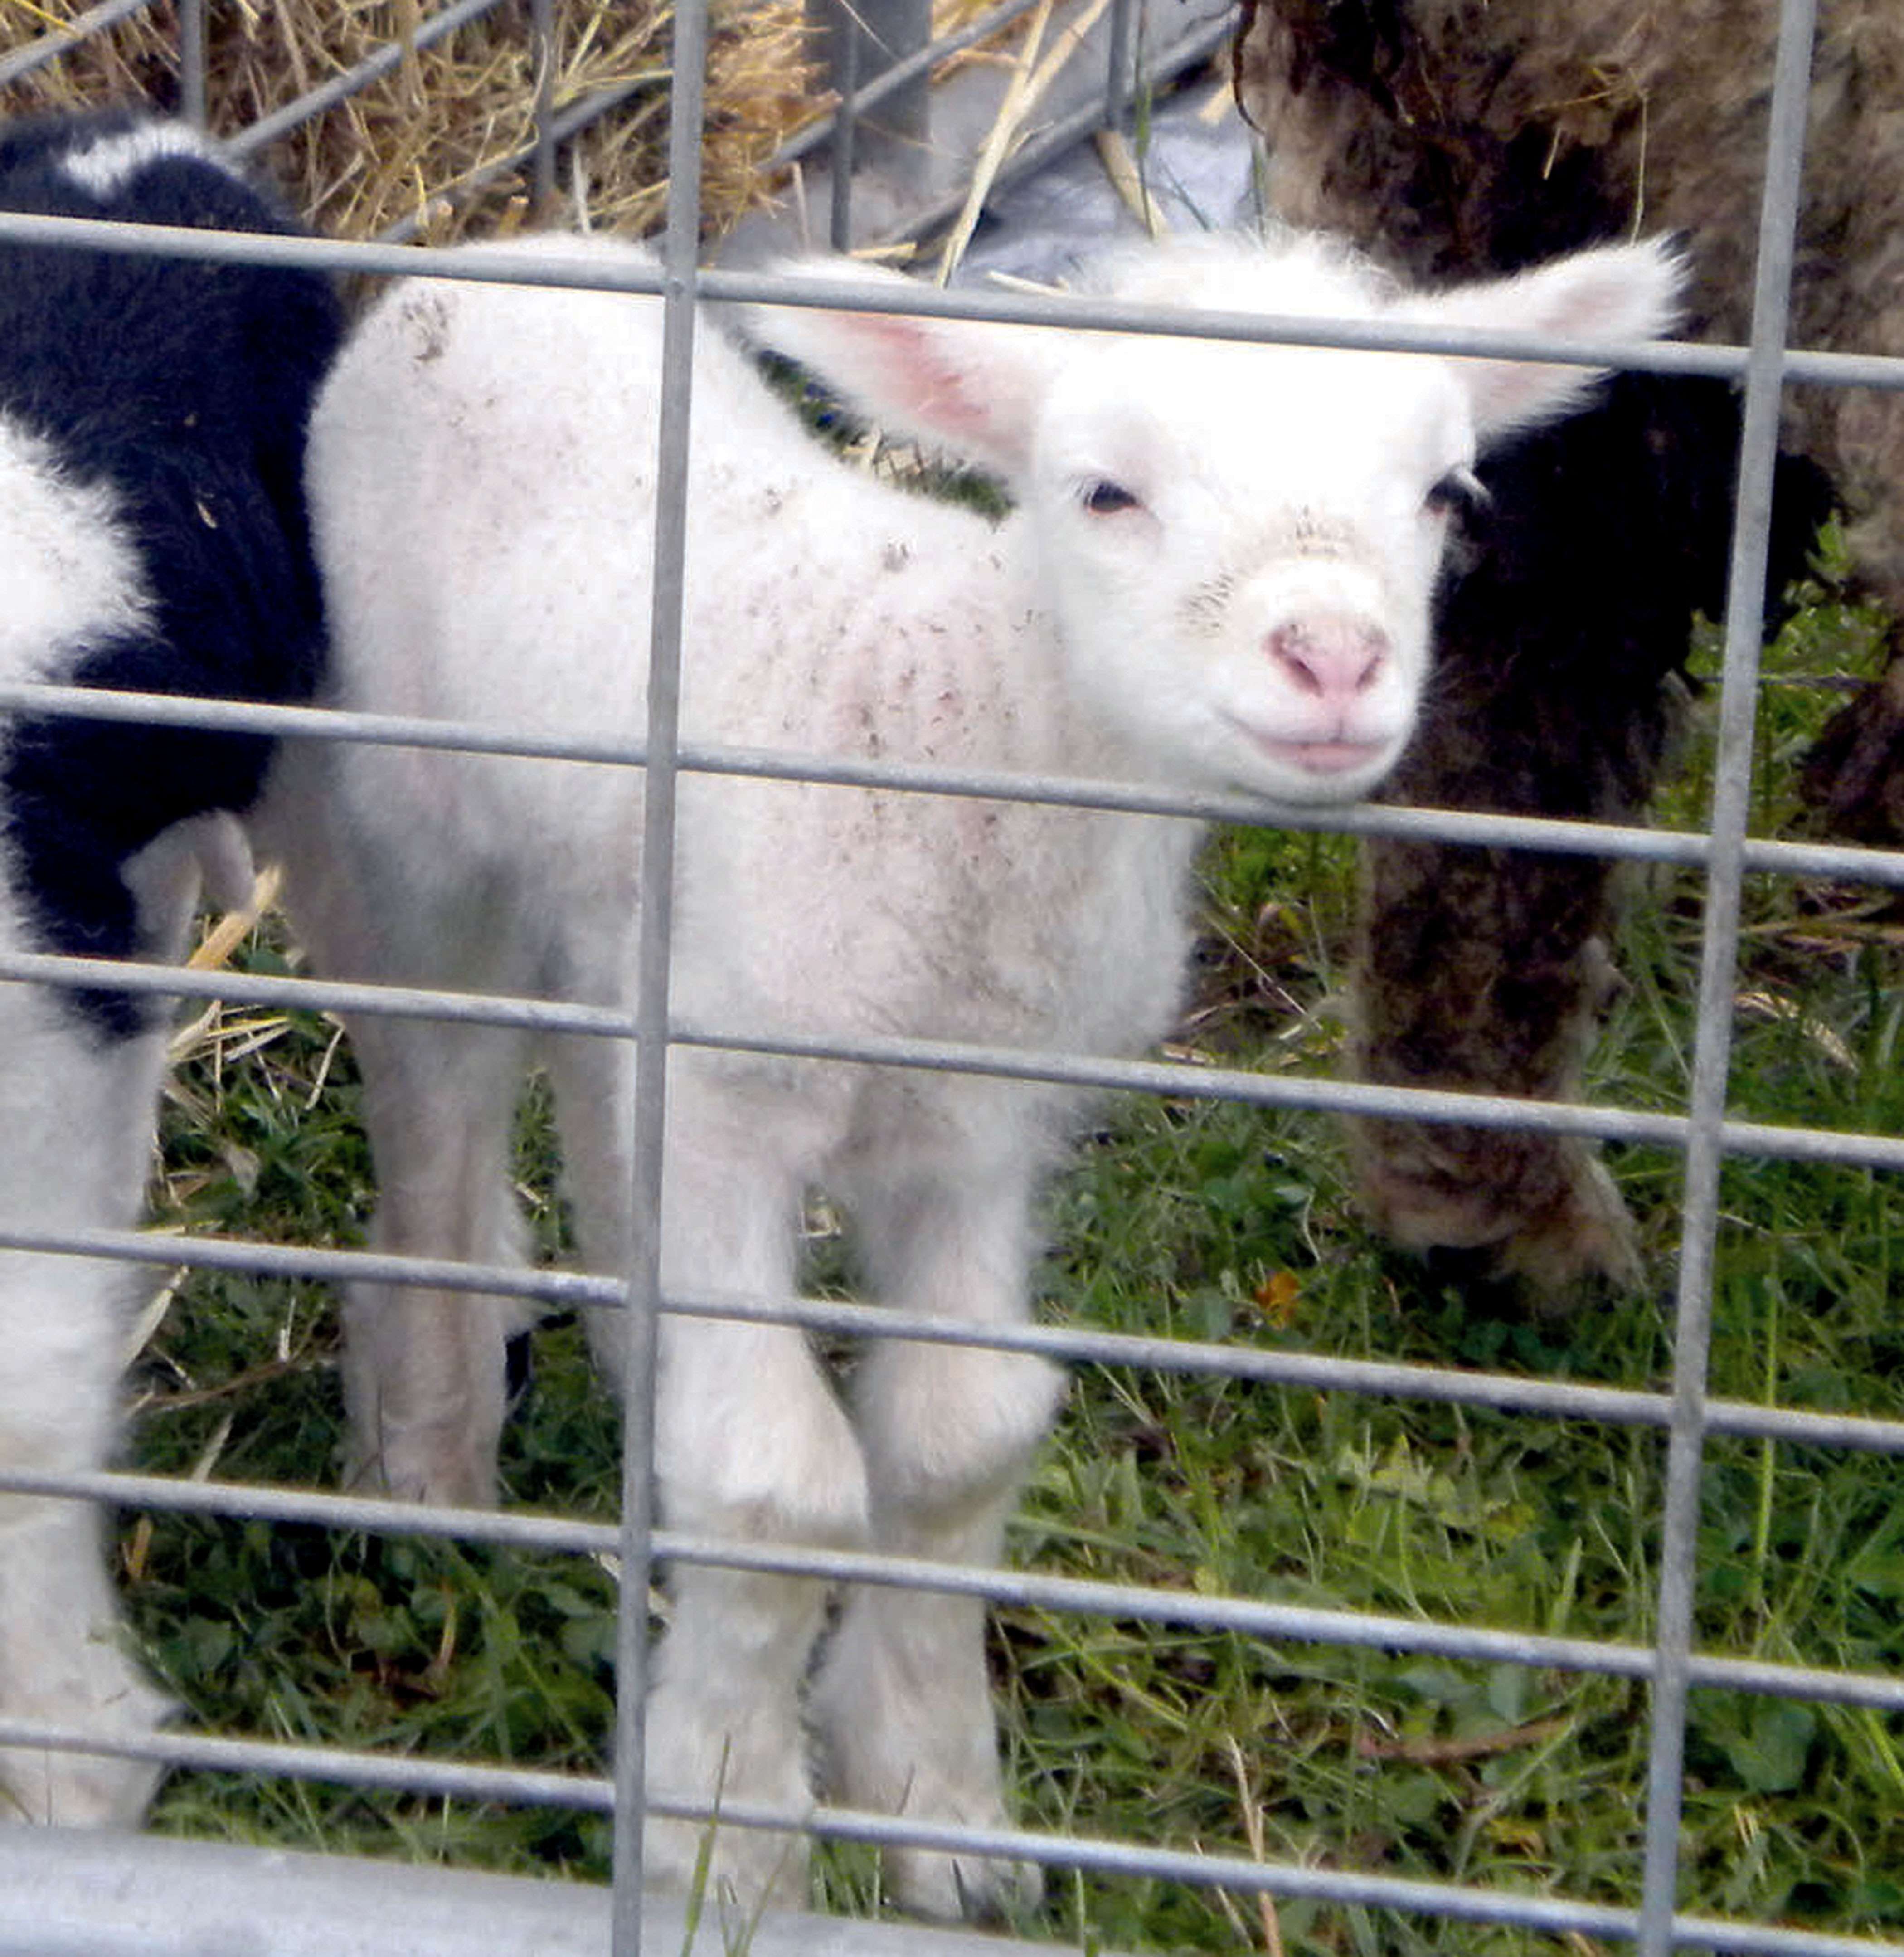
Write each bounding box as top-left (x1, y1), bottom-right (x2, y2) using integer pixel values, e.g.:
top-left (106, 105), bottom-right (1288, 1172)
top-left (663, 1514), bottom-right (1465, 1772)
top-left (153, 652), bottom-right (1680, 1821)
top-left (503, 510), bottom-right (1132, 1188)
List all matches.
top-left (338, 1012), bottom-right (534, 1507)
top-left (811, 1166), bottom-right (1064, 1923)
top-left (552, 1049), bottom-right (869, 1912)
top-left (266, 762), bottom-right (538, 1510)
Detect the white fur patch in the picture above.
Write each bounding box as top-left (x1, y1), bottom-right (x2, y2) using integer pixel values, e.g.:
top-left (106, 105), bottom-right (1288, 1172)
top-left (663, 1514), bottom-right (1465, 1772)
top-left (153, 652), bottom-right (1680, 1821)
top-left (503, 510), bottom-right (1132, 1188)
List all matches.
top-left (0, 416), bottom-right (151, 679)
top-left (58, 122), bottom-right (224, 199)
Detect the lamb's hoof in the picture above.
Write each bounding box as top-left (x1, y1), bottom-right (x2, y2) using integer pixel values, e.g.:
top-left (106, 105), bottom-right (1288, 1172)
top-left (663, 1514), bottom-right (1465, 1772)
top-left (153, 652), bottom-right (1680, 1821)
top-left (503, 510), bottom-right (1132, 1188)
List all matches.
top-left (642, 1807), bottom-right (812, 1917)
top-left (884, 1841), bottom-right (1044, 1925)
top-left (0, 1616), bottom-right (173, 1827)
top-left (0, 1719), bottom-right (168, 1828)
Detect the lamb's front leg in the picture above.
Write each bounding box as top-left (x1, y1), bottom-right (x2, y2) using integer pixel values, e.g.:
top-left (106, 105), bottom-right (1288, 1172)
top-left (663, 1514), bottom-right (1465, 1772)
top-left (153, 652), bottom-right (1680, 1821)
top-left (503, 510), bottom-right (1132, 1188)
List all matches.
top-left (559, 1058), bottom-right (869, 1913)
top-left (0, 1251), bottom-right (173, 1827)
top-left (811, 1168), bottom-right (1065, 1923)
top-left (0, 1017), bottom-right (176, 1826)
top-left (640, 1311), bottom-right (869, 1911)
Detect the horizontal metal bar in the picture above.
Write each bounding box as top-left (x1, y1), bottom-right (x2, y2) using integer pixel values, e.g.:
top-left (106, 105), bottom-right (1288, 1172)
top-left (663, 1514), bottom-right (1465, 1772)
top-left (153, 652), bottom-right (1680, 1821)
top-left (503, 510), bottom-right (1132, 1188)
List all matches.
top-left (0, 1460), bottom-right (622, 1554)
top-left (5, 1446), bottom-right (1901, 1715)
top-left (0, 202), bottom-right (1899, 396)
top-left (6, 1215), bottom-right (1904, 1473)
top-left (0, 944), bottom-right (630, 1037)
top-left (0, 0), bottom-right (160, 87)
top-left (701, 263), bottom-right (1904, 393)
top-left (4, 1816), bottom-right (1899, 1957)
top-left (375, 74), bottom-right (662, 244)
top-left (10, 1186), bottom-right (1904, 1466)
top-left (5, 1826), bottom-right (1055, 1957)
top-left (0, 1714), bottom-right (610, 1813)
top-left (222, 0), bottom-right (516, 157)
top-left (800, 1809), bottom-right (1904, 1957)
top-left (2, 1756), bottom-right (1900, 1957)
top-left (21, 934), bottom-right (1904, 1173)
top-left (0, 1214), bottom-right (625, 1310)
top-left (657, 1288), bottom-right (1904, 1460)
top-left (9, 677), bottom-right (1904, 895)
top-left (768, 0), bottom-right (1051, 165)
top-left (0, 140), bottom-right (1886, 395)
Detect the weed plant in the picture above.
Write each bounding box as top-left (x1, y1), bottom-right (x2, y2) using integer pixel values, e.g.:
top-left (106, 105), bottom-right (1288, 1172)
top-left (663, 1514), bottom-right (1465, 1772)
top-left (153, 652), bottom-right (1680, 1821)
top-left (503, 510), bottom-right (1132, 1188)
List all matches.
top-left (121, 524), bottom-right (1903, 1952)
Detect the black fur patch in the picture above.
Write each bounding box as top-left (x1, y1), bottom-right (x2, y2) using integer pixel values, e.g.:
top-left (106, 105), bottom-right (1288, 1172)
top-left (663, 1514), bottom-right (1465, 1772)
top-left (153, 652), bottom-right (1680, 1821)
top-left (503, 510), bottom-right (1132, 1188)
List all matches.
top-left (0, 111), bottom-right (344, 1036)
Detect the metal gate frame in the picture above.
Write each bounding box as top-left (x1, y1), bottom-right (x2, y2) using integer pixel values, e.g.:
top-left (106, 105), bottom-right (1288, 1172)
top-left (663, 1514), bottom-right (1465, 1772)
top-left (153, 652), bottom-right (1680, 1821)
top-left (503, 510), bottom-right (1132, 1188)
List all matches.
top-left (0, 0), bottom-right (1901, 1952)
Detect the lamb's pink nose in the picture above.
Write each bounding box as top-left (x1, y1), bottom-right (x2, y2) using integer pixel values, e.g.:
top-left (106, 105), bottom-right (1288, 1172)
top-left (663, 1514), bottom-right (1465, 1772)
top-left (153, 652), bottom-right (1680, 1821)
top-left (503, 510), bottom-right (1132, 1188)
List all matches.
top-left (1265, 617), bottom-right (1389, 701)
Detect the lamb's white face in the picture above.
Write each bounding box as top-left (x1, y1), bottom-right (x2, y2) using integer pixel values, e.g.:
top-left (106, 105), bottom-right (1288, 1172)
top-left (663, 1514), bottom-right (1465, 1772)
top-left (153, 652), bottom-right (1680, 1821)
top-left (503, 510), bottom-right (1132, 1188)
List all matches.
top-left (749, 231), bottom-right (1681, 805)
top-left (1030, 332), bottom-right (1477, 804)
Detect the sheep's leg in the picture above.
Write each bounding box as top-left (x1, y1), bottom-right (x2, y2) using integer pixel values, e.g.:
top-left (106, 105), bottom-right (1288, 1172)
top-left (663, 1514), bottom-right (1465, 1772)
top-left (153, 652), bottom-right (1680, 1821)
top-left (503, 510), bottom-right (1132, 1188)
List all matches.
top-left (1800, 638), bottom-right (1904, 844)
top-left (0, 1016), bottom-right (173, 1826)
top-left (1344, 374), bottom-right (1835, 1312)
top-left (1349, 824), bottom-right (1643, 1308)
top-left (552, 1048), bottom-right (868, 1912)
top-left (0, 1250), bottom-right (173, 1827)
top-left (0, 1281), bottom-right (172, 1826)
top-left (264, 758), bottom-right (538, 1508)
top-left (1797, 392), bottom-right (1904, 842)
top-left (1345, 553), bottom-right (1664, 1311)
top-left (811, 1168), bottom-right (1064, 1923)
top-left (339, 1013), bottom-right (533, 1507)
top-left (1347, 636), bottom-right (1662, 1314)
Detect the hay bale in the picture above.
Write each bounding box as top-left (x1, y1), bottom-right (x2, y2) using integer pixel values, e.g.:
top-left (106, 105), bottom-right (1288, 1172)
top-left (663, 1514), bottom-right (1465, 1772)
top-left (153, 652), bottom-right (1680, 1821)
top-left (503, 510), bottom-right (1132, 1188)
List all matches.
top-left (0, 0), bottom-right (821, 241)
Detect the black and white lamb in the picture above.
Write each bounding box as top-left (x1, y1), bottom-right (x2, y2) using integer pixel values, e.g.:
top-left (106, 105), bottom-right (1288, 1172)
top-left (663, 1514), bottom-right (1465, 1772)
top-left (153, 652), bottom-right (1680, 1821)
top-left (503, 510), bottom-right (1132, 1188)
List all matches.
top-left (1234, 0), bottom-right (1895, 1304)
top-left (261, 228), bottom-right (1680, 1915)
top-left (0, 110), bottom-right (342, 1828)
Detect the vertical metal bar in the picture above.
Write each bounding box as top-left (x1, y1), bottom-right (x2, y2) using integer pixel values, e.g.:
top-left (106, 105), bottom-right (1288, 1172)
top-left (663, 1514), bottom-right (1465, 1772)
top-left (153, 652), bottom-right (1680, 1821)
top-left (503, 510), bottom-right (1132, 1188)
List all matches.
top-left (829, 15), bottom-right (860, 250)
top-left (862, 0), bottom-right (933, 175)
top-left (608, 0), bottom-right (709, 1948)
top-left (529, 0), bottom-right (558, 216)
top-left (1102, 0), bottom-right (1137, 131)
top-left (808, 0), bottom-right (933, 240)
top-left (1634, 1), bottom-right (1819, 1949)
top-left (176, 0), bottom-right (206, 128)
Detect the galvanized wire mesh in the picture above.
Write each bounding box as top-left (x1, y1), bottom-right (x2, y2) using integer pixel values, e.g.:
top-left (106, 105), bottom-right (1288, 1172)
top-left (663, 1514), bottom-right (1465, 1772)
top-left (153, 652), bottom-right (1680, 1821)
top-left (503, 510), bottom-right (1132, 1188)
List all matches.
top-left (0, 1), bottom-right (1900, 1953)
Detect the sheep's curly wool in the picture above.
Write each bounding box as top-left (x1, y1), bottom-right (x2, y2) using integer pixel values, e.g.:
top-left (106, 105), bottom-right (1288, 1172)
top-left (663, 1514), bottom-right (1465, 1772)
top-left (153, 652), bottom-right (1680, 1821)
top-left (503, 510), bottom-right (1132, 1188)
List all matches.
top-left (1238, 1), bottom-right (1904, 600)
top-left (1233, 0), bottom-right (1893, 1300)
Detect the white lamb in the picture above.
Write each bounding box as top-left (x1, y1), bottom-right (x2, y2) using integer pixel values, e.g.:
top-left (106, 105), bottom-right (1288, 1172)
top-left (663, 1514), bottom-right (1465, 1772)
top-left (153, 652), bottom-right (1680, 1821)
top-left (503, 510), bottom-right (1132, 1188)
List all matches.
top-left (263, 229), bottom-right (1681, 1918)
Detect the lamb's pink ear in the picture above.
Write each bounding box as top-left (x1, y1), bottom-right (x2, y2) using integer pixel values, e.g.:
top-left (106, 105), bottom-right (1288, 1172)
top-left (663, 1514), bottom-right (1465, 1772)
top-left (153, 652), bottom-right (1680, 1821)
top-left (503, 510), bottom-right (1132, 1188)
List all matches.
top-left (1422, 236), bottom-right (1687, 445)
top-left (742, 259), bottom-right (1061, 481)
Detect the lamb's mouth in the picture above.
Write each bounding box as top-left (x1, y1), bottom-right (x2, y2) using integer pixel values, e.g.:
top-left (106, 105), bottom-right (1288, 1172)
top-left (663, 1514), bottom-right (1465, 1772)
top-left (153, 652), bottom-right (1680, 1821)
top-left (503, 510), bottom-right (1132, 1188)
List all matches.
top-left (1225, 716), bottom-right (1390, 779)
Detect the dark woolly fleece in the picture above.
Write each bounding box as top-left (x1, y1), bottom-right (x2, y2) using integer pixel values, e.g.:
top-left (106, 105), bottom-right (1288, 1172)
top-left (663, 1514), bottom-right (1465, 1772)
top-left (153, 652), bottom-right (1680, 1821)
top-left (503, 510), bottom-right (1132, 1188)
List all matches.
top-left (1234, 0), bottom-right (1862, 1294)
top-left (0, 110), bottom-right (343, 1035)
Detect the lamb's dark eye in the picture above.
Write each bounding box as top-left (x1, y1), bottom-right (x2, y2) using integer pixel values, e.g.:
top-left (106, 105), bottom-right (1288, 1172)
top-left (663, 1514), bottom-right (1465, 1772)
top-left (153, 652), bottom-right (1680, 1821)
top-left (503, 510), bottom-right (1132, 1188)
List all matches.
top-left (1427, 465), bottom-right (1490, 519)
top-left (1082, 479), bottom-right (1140, 515)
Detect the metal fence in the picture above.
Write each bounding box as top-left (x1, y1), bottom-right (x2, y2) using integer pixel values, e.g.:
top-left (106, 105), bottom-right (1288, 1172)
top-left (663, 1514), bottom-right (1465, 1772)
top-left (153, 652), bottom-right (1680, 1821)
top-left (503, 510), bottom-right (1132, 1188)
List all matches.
top-left (0, 0), bottom-right (1902, 1952)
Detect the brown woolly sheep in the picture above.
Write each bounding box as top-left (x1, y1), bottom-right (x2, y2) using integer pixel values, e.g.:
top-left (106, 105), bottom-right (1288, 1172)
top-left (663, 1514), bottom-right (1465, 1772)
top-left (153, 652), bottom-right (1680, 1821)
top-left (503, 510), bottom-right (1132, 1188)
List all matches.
top-left (1232, 0), bottom-right (1902, 1305)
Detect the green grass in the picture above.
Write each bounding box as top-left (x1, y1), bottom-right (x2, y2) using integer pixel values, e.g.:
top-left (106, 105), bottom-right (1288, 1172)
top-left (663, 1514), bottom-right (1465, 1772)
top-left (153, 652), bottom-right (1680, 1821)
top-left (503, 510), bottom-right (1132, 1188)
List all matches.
top-left (120, 534), bottom-right (1904, 1951)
